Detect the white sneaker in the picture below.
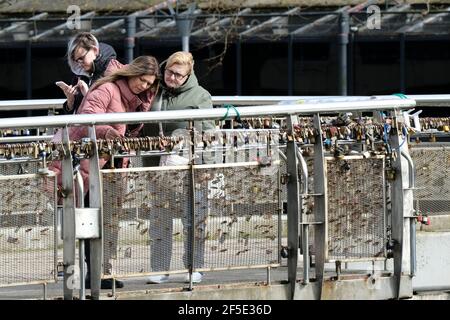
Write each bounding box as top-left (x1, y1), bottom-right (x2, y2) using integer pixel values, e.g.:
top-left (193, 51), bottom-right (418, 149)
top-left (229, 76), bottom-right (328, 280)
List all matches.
top-left (184, 272), bottom-right (203, 283)
top-left (146, 274), bottom-right (169, 284)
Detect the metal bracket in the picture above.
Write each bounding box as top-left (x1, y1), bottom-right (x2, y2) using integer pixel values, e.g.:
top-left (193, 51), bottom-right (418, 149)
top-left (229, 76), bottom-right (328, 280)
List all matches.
top-left (75, 208), bottom-right (100, 239)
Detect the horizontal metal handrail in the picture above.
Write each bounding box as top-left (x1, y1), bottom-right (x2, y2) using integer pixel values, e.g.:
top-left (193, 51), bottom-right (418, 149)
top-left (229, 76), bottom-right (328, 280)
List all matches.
top-left (0, 99), bottom-right (65, 111)
top-left (0, 135), bottom-right (53, 143)
top-left (212, 95), bottom-right (450, 106)
top-left (0, 94), bottom-right (449, 111)
top-left (0, 99), bottom-right (415, 129)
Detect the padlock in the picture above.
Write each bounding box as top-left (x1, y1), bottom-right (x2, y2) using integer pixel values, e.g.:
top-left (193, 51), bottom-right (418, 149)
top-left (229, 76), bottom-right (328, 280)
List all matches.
top-left (386, 168), bottom-right (396, 181)
top-left (280, 173), bottom-right (289, 185)
top-left (144, 136), bottom-right (151, 151)
top-left (309, 128), bottom-right (316, 144)
top-left (417, 215), bottom-right (431, 226)
top-left (123, 140), bottom-right (130, 153)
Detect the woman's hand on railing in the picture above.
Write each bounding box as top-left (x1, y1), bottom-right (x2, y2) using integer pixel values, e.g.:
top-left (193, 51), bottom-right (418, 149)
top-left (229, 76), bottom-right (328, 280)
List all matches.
top-left (104, 128), bottom-right (122, 140)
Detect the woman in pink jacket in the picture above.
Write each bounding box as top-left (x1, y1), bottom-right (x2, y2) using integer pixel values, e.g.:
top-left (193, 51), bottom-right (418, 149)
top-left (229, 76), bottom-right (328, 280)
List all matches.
top-left (51, 55), bottom-right (160, 193)
top-left (50, 55), bottom-right (160, 289)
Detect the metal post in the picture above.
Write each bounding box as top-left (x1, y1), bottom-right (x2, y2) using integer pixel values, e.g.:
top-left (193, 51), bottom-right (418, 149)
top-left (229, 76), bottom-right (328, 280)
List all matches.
top-left (401, 150), bottom-right (416, 278)
top-left (88, 126), bottom-right (103, 300)
top-left (75, 170), bottom-right (86, 300)
top-left (389, 116), bottom-right (406, 299)
top-left (25, 41), bottom-right (32, 99)
top-left (236, 37), bottom-right (242, 95)
top-left (313, 113), bottom-right (327, 299)
top-left (286, 115), bottom-right (300, 300)
top-left (181, 36), bottom-right (190, 52)
top-left (42, 282), bottom-right (47, 300)
top-left (348, 31), bottom-right (354, 96)
top-left (288, 34), bottom-right (293, 96)
top-left (125, 16), bottom-right (136, 63)
top-left (338, 12), bottom-right (349, 96)
top-left (399, 33), bottom-right (406, 93)
top-left (410, 218), bottom-right (416, 277)
top-left (62, 127), bottom-right (76, 300)
top-left (302, 224), bottom-right (309, 284)
top-left (112, 278), bottom-right (116, 297)
top-left (26, 41), bottom-right (32, 103)
top-left (175, 4), bottom-right (196, 52)
top-left (266, 266), bottom-right (271, 285)
top-left (277, 166), bottom-right (283, 264)
top-left (335, 261), bottom-right (341, 280)
top-left (187, 121), bottom-right (196, 291)
top-left (135, 36), bottom-right (141, 57)
top-left (296, 147), bottom-right (309, 284)
top-left (79, 239), bottom-right (86, 300)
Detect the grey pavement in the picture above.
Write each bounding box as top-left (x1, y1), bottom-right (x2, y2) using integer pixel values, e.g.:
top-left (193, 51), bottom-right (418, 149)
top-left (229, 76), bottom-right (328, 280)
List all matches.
top-left (0, 265), bottom-right (290, 300)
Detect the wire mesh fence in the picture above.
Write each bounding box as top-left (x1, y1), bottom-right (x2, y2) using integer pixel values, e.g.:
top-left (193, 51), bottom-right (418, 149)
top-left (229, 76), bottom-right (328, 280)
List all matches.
top-left (101, 161), bottom-right (281, 278)
top-left (0, 173), bottom-right (57, 286)
top-left (410, 145), bottom-right (450, 216)
top-left (325, 156), bottom-right (386, 262)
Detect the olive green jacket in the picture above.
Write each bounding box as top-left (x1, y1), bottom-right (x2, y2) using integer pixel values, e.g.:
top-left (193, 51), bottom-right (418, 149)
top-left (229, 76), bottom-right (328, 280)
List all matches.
top-left (142, 70), bottom-right (214, 137)
top-left (142, 69), bottom-right (215, 166)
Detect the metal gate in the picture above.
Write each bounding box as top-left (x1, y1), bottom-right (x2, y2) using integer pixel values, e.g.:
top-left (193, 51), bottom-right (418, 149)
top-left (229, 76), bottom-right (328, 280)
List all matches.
top-left (325, 156), bottom-right (386, 262)
top-left (101, 161), bottom-right (281, 278)
top-left (410, 144), bottom-right (450, 216)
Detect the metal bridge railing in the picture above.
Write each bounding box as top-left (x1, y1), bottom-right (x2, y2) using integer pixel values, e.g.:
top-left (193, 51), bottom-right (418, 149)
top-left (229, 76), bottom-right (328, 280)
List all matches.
top-left (410, 144), bottom-right (450, 216)
top-left (0, 97), bottom-right (424, 300)
top-left (0, 94), bottom-right (449, 112)
top-left (100, 161), bottom-right (281, 279)
top-left (0, 172), bottom-right (57, 288)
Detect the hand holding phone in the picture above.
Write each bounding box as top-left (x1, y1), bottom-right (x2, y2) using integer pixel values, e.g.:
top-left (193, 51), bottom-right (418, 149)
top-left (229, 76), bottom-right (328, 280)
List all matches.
top-left (56, 81), bottom-right (77, 109)
top-left (55, 81), bottom-right (69, 89)
top-left (76, 78), bottom-right (89, 96)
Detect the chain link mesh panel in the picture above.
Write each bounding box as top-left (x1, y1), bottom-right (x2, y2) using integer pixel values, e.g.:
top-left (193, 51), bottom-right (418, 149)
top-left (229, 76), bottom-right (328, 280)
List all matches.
top-left (102, 161), bottom-right (281, 277)
top-left (0, 173), bottom-right (57, 286)
top-left (410, 145), bottom-right (450, 216)
top-left (102, 168), bottom-right (190, 276)
top-left (194, 163), bottom-right (281, 270)
top-left (326, 157), bottom-right (386, 261)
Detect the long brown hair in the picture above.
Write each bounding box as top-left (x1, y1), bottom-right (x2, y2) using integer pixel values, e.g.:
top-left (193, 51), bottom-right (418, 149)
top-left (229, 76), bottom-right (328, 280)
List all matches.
top-left (92, 55), bottom-right (161, 93)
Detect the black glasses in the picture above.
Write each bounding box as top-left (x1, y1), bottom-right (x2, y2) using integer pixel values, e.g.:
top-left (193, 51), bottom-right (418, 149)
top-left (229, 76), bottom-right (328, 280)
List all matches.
top-left (74, 48), bottom-right (91, 64)
top-left (165, 68), bottom-right (189, 81)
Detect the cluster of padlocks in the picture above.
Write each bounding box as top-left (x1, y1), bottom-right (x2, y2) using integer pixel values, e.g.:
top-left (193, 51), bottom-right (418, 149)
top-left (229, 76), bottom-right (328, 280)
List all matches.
top-left (418, 117), bottom-right (450, 131)
top-left (0, 115), bottom-right (448, 163)
top-left (0, 136), bottom-right (184, 161)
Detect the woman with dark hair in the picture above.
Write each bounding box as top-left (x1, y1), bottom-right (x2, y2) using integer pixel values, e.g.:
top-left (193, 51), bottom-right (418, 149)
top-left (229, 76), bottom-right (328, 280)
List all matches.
top-left (56, 32), bottom-right (119, 114)
top-left (64, 55), bottom-right (160, 185)
top-left (50, 55), bottom-right (161, 289)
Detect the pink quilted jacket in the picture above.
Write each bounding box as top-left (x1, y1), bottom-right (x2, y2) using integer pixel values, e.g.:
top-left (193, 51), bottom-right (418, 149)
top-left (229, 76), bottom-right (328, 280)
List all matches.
top-left (49, 77), bottom-right (155, 196)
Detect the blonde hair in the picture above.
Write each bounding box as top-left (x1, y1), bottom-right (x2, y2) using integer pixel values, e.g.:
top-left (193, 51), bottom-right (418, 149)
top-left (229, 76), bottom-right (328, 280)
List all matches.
top-left (91, 55), bottom-right (161, 93)
top-left (166, 51), bottom-right (194, 74)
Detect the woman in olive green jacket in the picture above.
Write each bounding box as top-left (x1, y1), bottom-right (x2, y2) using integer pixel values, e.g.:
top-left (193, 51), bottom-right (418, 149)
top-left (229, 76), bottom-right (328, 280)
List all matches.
top-left (142, 52), bottom-right (214, 140)
top-left (143, 51), bottom-right (213, 285)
